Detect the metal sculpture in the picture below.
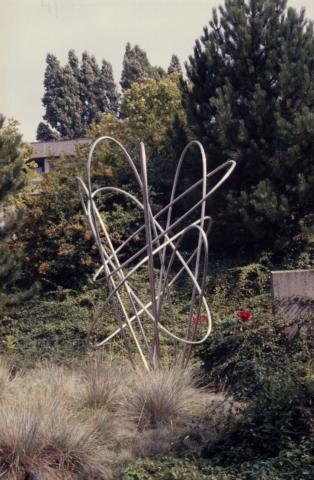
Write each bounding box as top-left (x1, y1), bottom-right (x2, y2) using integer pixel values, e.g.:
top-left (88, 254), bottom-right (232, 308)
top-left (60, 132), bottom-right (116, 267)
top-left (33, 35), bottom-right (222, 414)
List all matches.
top-left (77, 137), bottom-right (236, 370)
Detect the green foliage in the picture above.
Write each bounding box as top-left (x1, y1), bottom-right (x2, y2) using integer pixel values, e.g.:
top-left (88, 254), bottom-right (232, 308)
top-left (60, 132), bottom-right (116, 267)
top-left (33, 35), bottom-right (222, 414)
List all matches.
top-left (41, 53), bottom-right (83, 139)
top-left (198, 303), bottom-right (313, 397)
top-left (83, 64), bottom-right (189, 241)
top-left (122, 443), bottom-right (314, 479)
top-left (186, 0), bottom-right (314, 258)
top-left (120, 73), bottom-right (187, 150)
top-left (36, 121), bottom-right (59, 141)
top-left (16, 157), bottom-right (97, 289)
top-left (21, 70), bottom-right (189, 293)
top-left (0, 291), bottom-right (101, 366)
top-left (167, 54), bottom-right (182, 75)
top-left (85, 74), bottom-right (189, 253)
top-left (0, 117), bottom-right (28, 204)
top-left (121, 293), bottom-right (313, 478)
top-left (39, 50), bottom-right (119, 139)
top-left (203, 367), bottom-right (313, 460)
top-left (79, 51), bottom-right (103, 127)
top-left (100, 59), bottom-right (120, 115)
top-left (120, 43), bottom-right (165, 91)
top-left (0, 116), bottom-right (34, 304)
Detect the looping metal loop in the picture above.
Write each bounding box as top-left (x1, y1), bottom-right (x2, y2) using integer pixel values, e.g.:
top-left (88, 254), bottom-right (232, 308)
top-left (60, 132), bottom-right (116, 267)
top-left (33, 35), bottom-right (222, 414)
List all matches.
top-left (77, 137), bottom-right (236, 370)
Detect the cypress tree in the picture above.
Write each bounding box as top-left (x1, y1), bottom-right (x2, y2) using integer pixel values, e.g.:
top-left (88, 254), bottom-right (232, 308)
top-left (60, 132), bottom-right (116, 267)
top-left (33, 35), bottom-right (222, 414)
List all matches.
top-left (186, 0), bottom-right (314, 258)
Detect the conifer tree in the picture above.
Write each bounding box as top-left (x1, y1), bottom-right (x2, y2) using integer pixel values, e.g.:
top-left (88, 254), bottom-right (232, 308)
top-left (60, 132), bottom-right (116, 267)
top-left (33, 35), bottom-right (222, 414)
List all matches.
top-left (38, 50), bottom-right (121, 139)
top-left (0, 116), bottom-right (32, 304)
top-left (186, 0), bottom-right (314, 258)
top-left (41, 53), bottom-right (83, 139)
top-left (68, 49), bottom-right (80, 81)
top-left (79, 52), bottom-right (102, 128)
top-left (99, 60), bottom-right (120, 115)
top-left (36, 122), bottom-right (59, 141)
top-left (120, 43), bottom-right (165, 91)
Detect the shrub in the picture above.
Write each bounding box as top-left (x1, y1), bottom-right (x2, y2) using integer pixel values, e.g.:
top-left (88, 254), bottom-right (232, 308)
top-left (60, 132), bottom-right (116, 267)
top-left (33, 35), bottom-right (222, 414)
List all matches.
top-left (198, 309), bottom-right (313, 398)
top-left (202, 365), bottom-right (314, 463)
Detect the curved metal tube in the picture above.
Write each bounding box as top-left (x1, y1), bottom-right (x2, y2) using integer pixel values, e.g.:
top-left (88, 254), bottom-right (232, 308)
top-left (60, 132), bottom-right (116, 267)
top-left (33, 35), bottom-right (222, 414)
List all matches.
top-left (77, 136), bottom-right (236, 370)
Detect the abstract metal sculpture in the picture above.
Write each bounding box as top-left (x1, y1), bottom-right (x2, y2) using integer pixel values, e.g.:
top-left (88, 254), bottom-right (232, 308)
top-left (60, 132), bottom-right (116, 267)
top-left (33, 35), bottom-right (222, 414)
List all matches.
top-left (77, 137), bottom-right (235, 370)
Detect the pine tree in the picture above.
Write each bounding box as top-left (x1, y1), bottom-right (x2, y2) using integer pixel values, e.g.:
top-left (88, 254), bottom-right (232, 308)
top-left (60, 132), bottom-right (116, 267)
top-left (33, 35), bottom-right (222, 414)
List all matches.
top-left (167, 54), bottom-right (182, 74)
top-left (99, 60), bottom-right (120, 115)
top-left (186, 0), bottom-right (314, 258)
top-left (0, 116), bottom-right (32, 304)
top-left (120, 42), bottom-right (165, 91)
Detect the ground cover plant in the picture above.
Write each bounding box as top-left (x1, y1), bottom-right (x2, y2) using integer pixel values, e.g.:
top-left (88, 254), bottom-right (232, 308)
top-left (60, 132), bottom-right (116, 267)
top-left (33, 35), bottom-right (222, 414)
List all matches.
top-left (120, 317), bottom-right (313, 479)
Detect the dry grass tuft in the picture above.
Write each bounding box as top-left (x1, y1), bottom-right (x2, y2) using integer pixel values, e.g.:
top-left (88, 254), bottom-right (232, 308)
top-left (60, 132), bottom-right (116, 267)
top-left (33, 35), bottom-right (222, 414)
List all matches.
top-left (0, 358), bottom-right (11, 401)
top-left (16, 363), bottom-right (81, 410)
top-left (122, 366), bottom-right (207, 431)
top-left (0, 393), bottom-right (113, 479)
top-left (80, 356), bottom-right (125, 410)
top-left (0, 356), bottom-right (219, 475)
top-left (174, 392), bottom-right (245, 455)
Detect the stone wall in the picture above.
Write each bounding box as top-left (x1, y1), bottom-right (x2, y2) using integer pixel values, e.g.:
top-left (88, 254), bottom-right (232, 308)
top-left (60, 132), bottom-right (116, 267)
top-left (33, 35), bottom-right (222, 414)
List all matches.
top-left (271, 269), bottom-right (314, 319)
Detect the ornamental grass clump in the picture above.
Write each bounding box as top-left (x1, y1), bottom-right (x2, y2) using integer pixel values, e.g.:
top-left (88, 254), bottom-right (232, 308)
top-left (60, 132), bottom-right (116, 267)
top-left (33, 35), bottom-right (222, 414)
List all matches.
top-left (0, 358), bottom-right (11, 402)
top-left (0, 392), bottom-right (114, 479)
top-left (17, 363), bottom-right (82, 410)
top-left (0, 356), bottom-right (217, 475)
top-left (121, 366), bottom-right (207, 431)
top-left (80, 356), bottom-right (125, 410)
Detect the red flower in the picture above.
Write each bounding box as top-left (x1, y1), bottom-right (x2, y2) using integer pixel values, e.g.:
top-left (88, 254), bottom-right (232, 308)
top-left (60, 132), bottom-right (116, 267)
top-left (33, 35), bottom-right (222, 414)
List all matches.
top-left (235, 310), bottom-right (252, 322)
top-left (192, 313), bottom-right (208, 324)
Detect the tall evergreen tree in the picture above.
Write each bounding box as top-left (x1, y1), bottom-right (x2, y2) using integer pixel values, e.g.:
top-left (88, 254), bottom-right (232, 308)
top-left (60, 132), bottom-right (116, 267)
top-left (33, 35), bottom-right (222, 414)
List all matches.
top-left (38, 50), bottom-right (120, 139)
top-left (0, 116), bottom-right (32, 304)
top-left (120, 42), bottom-right (165, 91)
top-left (167, 54), bottom-right (182, 74)
top-left (186, 0), bottom-right (314, 258)
top-left (36, 122), bottom-right (59, 141)
top-left (99, 60), bottom-right (120, 115)
top-left (41, 53), bottom-right (83, 139)
top-left (79, 52), bottom-right (102, 128)
top-left (68, 49), bottom-right (80, 82)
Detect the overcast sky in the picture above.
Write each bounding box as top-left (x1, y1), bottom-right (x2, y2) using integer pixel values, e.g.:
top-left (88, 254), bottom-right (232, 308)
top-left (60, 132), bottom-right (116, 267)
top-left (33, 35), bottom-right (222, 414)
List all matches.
top-left (1, 0), bottom-right (313, 141)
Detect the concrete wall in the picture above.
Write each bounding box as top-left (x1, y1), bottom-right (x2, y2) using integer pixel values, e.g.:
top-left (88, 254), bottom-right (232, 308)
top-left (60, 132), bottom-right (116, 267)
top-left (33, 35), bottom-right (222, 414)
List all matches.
top-left (271, 269), bottom-right (314, 319)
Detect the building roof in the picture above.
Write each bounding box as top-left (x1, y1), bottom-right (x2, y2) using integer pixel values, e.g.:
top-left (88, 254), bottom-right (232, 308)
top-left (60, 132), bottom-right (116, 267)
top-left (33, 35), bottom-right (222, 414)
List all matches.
top-left (30, 138), bottom-right (91, 159)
